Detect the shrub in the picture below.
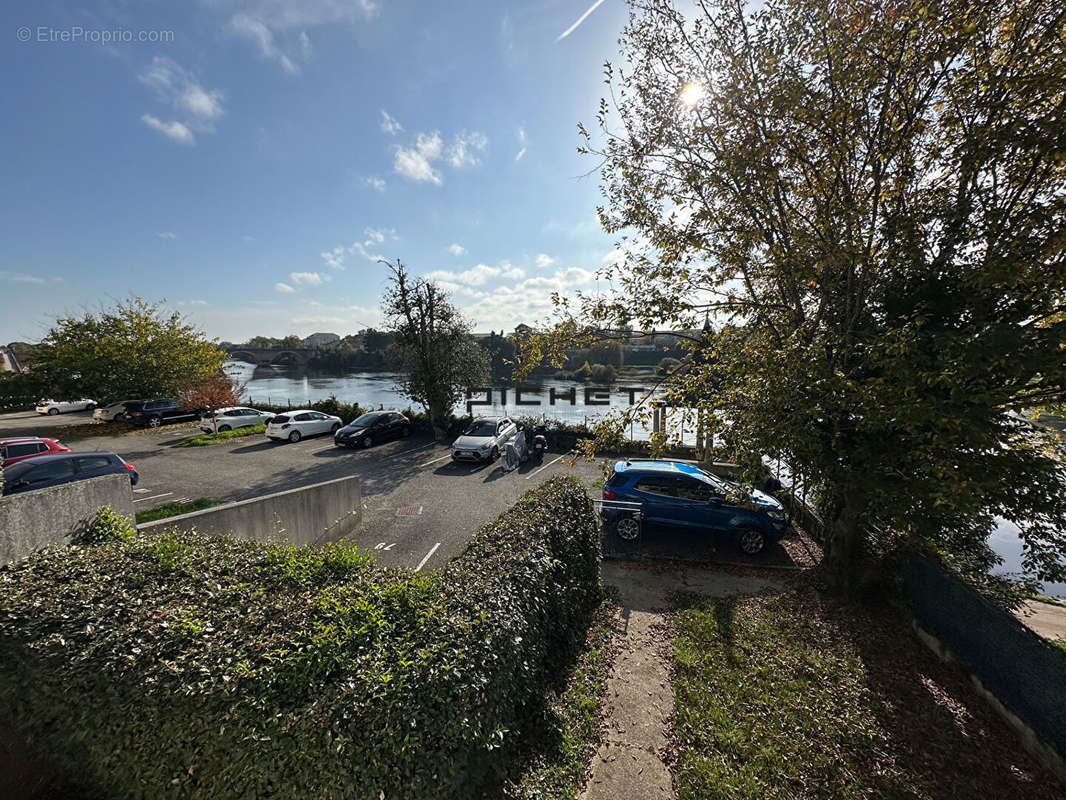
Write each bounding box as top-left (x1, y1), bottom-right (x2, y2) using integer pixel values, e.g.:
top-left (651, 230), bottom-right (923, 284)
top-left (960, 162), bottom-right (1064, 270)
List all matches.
top-left (251, 393), bottom-right (366, 424)
top-left (73, 505), bottom-right (136, 545)
top-left (0, 477), bottom-right (600, 799)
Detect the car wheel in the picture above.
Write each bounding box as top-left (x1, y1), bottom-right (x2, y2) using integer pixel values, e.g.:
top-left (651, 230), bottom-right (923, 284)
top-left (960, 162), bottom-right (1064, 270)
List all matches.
top-left (613, 514), bottom-right (642, 541)
top-left (331, 423), bottom-right (341, 434)
top-left (218, 425), bottom-right (231, 432)
top-left (490, 445), bottom-right (499, 461)
top-left (363, 435), bottom-right (373, 448)
top-left (148, 417), bottom-right (162, 428)
top-left (737, 528), bottom-right (766, 556)
top-left (47, 407), bottom-right (59, 416)
top-left (288, 430), bottom-right (302, 443)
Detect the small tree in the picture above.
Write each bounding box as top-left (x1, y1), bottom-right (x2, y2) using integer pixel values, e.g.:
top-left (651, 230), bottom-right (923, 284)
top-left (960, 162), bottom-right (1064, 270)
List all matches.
top-left (177, 372), bottom-right (246, 413)
top-left (381, 260), bottom-right (489, 438)
top-left (31, 298), bottom-right (226, 403)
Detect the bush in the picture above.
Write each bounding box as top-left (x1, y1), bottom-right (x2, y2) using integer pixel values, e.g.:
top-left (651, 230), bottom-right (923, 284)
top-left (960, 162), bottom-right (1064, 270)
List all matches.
top-left (73, 505), bottom-right (136, 545)
top-left (250, 394), bottom-right (365, 424)
top-left (0, 477), bottom-right (600, 799)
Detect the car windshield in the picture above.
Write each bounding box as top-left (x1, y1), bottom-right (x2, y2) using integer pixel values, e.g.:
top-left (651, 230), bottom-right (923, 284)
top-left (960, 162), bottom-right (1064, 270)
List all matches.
top-left (351, 412), bottom-right (385, 427)
top-left (464, 420), bottom-right (498, 437)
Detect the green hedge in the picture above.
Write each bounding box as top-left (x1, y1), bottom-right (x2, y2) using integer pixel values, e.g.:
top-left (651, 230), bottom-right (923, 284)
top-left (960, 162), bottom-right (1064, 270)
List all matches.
top-left (0, 476), bottom-right (600, 799)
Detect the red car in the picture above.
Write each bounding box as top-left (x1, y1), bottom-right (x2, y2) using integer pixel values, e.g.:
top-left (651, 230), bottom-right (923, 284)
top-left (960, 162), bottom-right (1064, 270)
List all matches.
top-left (0, 437), bottom-right (72, 468)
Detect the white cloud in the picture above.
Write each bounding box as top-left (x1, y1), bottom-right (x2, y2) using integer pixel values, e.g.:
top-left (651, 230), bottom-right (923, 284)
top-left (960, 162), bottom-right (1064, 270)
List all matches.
top-left (363, 176), bottom-right (386, 192)
top-left (230, 14), bottom-right (300, 73)
top-left (380, 110), bottom-right (403, 135)
top-left (141, 114), bottom-right (195, 144)
top-left (601, 247), bottom-right (624, 264)
top-left (178, 299), bottom-right (209, 306)
top-left (140, 57), bottom-right (224, 129)
top-left (275, 282), bottom-right (296, 293)
top-left (0, 271), bottom-right (47, 285)
top-left (242, 235), bottom-right (256, 242)
top-left (299, 31), bottom-right (313, 60)
top-left (320, 229), bottom-right (396, 270)
top-left (290, 271), bottom-right (327, 286)
top-left (157, 231), bottom-right (178, 240)
top-left (363, 227), bottom-right (387, 245)
top-left (424, 262), bottom-right (525, 288)
top-left (453, 267), bottom-right (598, 330)
top-left (557, 0), bottom-right (607, 41)
top-left (394, 131), bottom-right (444, 184)
top-left (447, 131), bottom-right (488, 168)
top-left (321, 246), bottom-right (346, 270)
top-left (515, 127), bottom-right (527, 161)
top-left (448, 243), bottom-right (466, 256)
top-left (535, 253), bottom-right (555, 268)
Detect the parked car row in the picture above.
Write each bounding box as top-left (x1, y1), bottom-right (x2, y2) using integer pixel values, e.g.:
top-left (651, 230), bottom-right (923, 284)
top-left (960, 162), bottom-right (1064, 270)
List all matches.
top-left (1, 436), bottom-right (137, 497)
top-left (36, 398), bottom-right (96, 415)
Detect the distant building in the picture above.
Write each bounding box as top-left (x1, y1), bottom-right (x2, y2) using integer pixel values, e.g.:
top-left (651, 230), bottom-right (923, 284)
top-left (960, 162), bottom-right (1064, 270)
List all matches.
top-left (514, 323), bottom-right (533, 337)
top-left (342, 334), bottom-right (365, 351)
top-left (302, 332), bottom-right (341, 350)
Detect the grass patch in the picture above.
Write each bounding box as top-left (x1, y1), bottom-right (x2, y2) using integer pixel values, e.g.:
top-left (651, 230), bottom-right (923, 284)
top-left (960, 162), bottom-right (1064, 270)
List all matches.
top-left (134, 498), bottom-right (223, 524)
top-left (672, 583), bottom-right (1059, 800)
top-left (500, 586), bottom-right (619, 800)
top-left (171, 423), bottom-right (266, 447)
top-left (1029, 593), bottom-right (1066, 608)
top-left (1052, 638), bottom-right (1066, 654)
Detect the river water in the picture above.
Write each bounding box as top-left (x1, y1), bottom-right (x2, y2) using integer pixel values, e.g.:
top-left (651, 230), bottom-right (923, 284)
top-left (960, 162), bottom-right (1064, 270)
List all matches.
top-left (230, 361), bottom-right (1064, 596)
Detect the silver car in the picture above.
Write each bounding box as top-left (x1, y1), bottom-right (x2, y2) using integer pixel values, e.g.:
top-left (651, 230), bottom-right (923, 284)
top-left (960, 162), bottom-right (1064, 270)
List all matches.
top-left (451, 417), bottom-right (517, 462)
top-left (93, 400), bottom-right (141, 422)
top-left (200, 406), bottom-right (276, 433)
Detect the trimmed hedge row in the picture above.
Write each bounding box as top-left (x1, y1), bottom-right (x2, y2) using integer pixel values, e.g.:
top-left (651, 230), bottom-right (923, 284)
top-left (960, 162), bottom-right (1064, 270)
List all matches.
top-left (0, 476), bottom-right (600, 799)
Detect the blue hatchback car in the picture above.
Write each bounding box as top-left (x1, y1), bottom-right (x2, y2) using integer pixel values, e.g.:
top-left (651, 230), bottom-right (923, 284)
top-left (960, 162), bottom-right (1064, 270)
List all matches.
top-left (600, 459), bottom-right (788, 555)
top-left (1, 452), bottom-right (139, 496)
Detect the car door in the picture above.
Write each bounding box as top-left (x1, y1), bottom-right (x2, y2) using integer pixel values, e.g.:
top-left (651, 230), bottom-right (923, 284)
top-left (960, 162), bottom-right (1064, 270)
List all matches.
top-left (236, 409), bottom-right (258, 429)
top-left (14, 459), bottom-right (77, 493)
top-left (293, 412), bottom-right (315, 434)
top-left (632, 476), bottom-right (692, 527)
top-left (385, 413), bottom-right (404, 439)
top-left (73, 454), bottom-right (117, 480)
top-left (671, 477), bottom-right (734, 530)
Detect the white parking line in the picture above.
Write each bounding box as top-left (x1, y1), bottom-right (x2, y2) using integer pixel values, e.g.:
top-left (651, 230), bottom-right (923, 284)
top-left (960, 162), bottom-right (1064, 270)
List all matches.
top-left (419, 452), bottom-right (453, 467)
top-left (525, 453), bottom-right (566, 480)
top-left (132, 492), bottom-right (173, 504)
top-left (414, 542), bottom-right (441, 572)
top-left (382, 442), bottom-right (434, 460)
top-left (311, 445), bottom-right (337, 454)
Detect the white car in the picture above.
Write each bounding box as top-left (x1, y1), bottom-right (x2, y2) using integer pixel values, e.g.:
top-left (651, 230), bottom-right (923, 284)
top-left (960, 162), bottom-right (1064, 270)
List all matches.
top-left (93, 400), bottom-right (141, 422)
top-left (36, 398), bottom-right (96, 416)
top-left (265, 409), bottom-right (342, 443)
top-left (200, 406), bottom-right (276, 434)
top-left (451, 416), bottom-right (518, 462)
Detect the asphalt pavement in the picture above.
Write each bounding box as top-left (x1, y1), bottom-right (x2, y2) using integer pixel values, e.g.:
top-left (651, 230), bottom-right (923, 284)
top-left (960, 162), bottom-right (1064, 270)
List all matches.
top-left (0, 410), bottom-right (602, 573)
top-left (0, 408), bottom-right (101, 435)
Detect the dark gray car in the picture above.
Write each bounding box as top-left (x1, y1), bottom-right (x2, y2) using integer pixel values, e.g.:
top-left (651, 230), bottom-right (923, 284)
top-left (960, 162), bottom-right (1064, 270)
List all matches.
top-left (1, 452), bottom-right (139, 496)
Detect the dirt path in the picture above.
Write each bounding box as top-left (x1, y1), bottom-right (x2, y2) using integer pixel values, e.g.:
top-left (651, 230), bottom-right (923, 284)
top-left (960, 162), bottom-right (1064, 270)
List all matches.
top-left (581, 561), bottom-right (781, 800)
top-left (1016, 600), bottom-right (1066, 641)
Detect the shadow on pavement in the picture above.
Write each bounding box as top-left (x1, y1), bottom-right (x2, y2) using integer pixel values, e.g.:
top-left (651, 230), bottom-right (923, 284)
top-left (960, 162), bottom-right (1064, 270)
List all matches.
top-left (602, 522), bottom-right (805, 569)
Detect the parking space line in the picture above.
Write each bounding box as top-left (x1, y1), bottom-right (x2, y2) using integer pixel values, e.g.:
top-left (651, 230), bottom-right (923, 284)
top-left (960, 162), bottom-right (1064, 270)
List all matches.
top-left (311, 445), bottom-right (336, 454)
top-left (132, 492), bottom-right (173, 504)
top-left (525, 453), bottom-right (566, 480)
top-left (414, 542), bottom-right (441, 572)
top-left (382, 442), bottom-right (434, 459)
top-left (419, 452), bottom-right (452, 467)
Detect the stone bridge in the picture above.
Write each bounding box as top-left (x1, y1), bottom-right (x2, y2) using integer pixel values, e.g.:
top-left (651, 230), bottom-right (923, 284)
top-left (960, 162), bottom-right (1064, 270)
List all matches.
top-left (224, 347), bottom-right (315, 367)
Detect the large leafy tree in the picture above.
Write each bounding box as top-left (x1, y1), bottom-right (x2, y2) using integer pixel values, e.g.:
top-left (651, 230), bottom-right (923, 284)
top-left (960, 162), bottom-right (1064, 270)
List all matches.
top-left (552, 0), bottom-right (1066, 595)
top-left (381, 260), bottom-right (489, 438)
top-left (31, 298), bottom-right (227, 404)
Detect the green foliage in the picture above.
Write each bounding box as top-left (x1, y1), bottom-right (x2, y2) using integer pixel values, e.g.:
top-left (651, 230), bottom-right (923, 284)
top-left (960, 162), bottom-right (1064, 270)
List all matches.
top-left (29, 297), bottom-right (227, 404)
top-left (172, 423), bottom-right (266, 447)
top-left (672, 586), bottom-right (1058, 800)
top-left (73, 506), bottom-right (136, 546)
top-left (0, 477), bottom-right (600, 798)
top-left (382, 259), bottom-right (490, 437)
top-left (503, 588), bottom-right (618, 800)
top-left (134, 498), bottom-right (223, 523)
top-left (554, 0), bottom-right (1066, 595)
top-left (250, 394), bottom-right (365, 424)
top-left (0, 371), bottom-right (46, 413)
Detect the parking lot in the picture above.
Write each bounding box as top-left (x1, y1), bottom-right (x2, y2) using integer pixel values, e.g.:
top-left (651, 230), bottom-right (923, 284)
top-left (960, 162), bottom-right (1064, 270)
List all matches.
top-left (0, 410), bottom-right (603, 572)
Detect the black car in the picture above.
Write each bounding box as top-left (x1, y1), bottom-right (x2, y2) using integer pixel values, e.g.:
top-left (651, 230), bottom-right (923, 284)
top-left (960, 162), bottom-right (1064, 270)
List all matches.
top-left (1, 452), bottom-right (139, 496)
top-left (334, 410), bottom-right (411, 448)
top-left (122, 398), bottom-right (202, 428)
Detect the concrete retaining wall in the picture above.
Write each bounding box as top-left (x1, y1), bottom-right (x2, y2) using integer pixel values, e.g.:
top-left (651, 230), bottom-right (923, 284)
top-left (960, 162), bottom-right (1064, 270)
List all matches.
top-left (0, 474), bottom-right (135, 565)
top-left (902, 550), bottom-right (1066, 784)
top-left (138, 475), bottom-right (362, 547)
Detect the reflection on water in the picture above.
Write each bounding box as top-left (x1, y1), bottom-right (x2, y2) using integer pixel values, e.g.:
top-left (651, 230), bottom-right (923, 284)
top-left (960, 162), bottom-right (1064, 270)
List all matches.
top-left (990, 519), bottom-right (1066, 598)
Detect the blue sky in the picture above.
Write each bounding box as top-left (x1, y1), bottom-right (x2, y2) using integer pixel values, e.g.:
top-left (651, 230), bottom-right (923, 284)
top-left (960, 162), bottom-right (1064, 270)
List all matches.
top-left (1, 0), bottom-right (629, 343)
